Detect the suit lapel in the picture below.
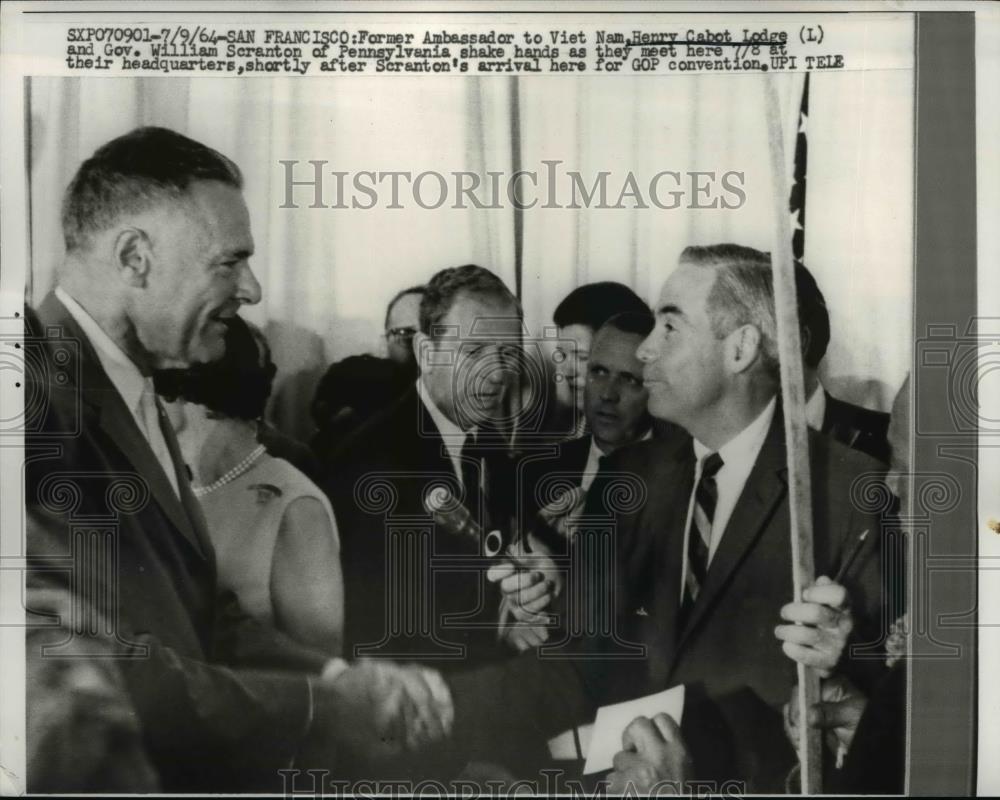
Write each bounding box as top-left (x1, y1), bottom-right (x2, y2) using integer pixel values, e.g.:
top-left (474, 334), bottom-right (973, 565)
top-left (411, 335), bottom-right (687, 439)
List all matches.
top-left (674, 412), bottom-right (788, 653)
top-left (565, 434), bottom-right (592, 478)
top-left (411, 389), bottom-right (456, 475)
top-left (38, 294), bottom-right (208, 559)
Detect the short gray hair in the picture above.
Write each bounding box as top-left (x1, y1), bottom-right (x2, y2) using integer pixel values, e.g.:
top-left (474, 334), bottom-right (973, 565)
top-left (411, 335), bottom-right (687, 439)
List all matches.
top-left (61, 126), bottom-right (242, 253)
top-left (680, 244), bottom-right (778, 381)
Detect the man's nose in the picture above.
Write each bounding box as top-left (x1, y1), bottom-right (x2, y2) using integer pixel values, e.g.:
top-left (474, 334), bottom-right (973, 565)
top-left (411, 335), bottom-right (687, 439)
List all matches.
top-left (484, 366), bottom-right (506, 387)
top-left (600, 380), bottom-right (620, 403)
top-left (236, 263), bottom-right (262, 305)
top-left (636, 332), bottom-right (656, 362)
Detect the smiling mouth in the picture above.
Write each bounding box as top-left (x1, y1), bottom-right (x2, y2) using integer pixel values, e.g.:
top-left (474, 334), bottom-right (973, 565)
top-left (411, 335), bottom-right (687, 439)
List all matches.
top-left (210, 305), bottom-right (238, 322)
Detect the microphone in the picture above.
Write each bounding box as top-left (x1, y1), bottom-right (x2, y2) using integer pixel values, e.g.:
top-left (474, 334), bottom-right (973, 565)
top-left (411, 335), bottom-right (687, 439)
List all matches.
top-left (423, 485), bottom-right (505, 558)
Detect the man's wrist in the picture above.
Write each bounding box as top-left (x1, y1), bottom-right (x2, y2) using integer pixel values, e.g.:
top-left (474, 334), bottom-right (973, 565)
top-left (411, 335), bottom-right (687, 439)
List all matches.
top-left (306, 659), bottom-right (350, 739)
top-left (322, 657), bottom-right (350, 683)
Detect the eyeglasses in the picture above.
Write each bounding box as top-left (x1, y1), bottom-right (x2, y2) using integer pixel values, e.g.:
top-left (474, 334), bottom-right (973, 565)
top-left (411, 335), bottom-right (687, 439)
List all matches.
top-left (385, 326), bottom-right (417, 340)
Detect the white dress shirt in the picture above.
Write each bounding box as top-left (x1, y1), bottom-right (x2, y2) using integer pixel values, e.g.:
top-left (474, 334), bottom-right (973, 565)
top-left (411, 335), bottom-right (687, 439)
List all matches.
top-left (416, 378), bottom-right (470, 485)
top-left (805, 383), bottom-right (827, 431)
top-left (55, 286), bottom-right (179, 496)
top-left (680, 397), bottom-right (777, 599)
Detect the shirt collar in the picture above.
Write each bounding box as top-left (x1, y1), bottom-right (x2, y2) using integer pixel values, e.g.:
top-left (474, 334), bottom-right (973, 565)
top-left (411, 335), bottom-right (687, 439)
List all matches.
top-left (805, 383), bottom-right (827, 431)
top-left (55, 285), bottom-right (149, 415)
top-left (693, 396), bottom-right (777, 469)
top-left (592, 426), bottom-right (653, 457)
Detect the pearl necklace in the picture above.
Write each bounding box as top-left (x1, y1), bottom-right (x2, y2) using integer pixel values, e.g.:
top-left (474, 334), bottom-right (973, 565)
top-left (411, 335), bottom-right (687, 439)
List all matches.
top-left (192, 444), bottom-right (266, 498)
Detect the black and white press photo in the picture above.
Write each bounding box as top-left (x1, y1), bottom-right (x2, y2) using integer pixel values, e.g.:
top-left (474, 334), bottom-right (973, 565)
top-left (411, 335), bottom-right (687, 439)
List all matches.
top-left (0, 3), bottom-right (994, 796)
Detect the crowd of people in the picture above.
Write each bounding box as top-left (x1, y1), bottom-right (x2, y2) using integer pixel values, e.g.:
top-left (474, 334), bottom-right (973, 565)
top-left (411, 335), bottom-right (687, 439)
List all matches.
top-left (24, 126), bottom-right (907, 793)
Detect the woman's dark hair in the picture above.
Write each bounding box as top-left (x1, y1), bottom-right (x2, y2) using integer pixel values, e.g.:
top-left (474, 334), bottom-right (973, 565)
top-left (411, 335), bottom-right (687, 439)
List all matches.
top-left (552, 282), bottom-right (649, 331)
top-left (154, 316), bottom-right (276, 420)
top-left (311, 354), bottom-right (411, 429)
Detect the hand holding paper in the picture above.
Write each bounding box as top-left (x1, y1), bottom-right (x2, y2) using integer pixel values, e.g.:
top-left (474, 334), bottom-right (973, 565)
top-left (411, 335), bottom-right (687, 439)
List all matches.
top-left (582, 684), bottom-right (685, 774)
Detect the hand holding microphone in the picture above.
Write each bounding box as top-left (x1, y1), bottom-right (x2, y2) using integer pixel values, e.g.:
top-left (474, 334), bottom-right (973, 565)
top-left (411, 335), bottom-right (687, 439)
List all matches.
top-left (423, 485), bottom-right (561, 632)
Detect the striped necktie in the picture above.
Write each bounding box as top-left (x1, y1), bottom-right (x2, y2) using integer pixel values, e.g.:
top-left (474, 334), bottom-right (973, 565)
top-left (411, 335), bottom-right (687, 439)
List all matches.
top-left (680, 452), bottom-right (724, 620)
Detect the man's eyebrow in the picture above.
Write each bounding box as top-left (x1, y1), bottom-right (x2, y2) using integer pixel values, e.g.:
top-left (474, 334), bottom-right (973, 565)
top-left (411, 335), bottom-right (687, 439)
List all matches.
top-left (220, 247), bottom-right (254, 261)
top-left (657, 303), bottom-right (683, 317)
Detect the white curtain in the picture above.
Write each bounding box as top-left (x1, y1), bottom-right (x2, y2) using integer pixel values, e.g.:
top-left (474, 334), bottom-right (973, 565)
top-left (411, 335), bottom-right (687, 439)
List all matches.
top-left (28, 70), bottom-right (912, 439)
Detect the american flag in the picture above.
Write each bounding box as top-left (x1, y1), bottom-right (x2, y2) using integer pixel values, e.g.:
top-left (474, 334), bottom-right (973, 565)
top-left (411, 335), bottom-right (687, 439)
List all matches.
top-left (789, 72), bottom-right (810, 261)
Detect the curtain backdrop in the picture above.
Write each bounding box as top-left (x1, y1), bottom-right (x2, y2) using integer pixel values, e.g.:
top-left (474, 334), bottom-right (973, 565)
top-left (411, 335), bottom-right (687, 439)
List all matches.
top-left (27, 71), bottom-right (912, 440)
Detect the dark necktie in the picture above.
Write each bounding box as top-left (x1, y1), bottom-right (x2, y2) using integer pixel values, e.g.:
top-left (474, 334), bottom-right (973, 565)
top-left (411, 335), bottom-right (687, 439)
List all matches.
top-left (460, 430), bottom-right (486, 529)
top-left (680, 452), bottom-right (724, 623)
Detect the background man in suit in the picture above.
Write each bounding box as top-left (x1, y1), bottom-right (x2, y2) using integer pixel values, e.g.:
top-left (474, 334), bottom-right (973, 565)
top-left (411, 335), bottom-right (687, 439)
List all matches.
top-left (383, 284), bottom-right (426, 370)
top-left (524, 310), bottom-right (657, 519)
top-left (550, 282), bottom-right (651, 439)
top-left (330, 265), bottom-right (523, 670)
top-left (25, 127), bottom-right (451, 792)
top-left (444, 244), bottom-right (885, 790)
top-left (794, 262), bottom-right (891, 463)
top-left (492, 310), bottom-right (657, 650)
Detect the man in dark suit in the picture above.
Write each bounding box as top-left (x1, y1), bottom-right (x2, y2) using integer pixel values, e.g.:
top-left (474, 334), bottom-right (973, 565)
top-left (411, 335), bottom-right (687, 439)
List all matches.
top-left (548, 282), bottom-right (651, 440)
top-left (521, 311), bottom-right (656, 519)
top-left (443, 244), bottom-right (886, 790)
top-left (329, 265), bottom-right (523, 670)
top-left (24, 127), bottom-right (451, 792)
top-left (494, 311), bottom-right (658, 650)
top-left (794, 262), bottom-right (891, 463)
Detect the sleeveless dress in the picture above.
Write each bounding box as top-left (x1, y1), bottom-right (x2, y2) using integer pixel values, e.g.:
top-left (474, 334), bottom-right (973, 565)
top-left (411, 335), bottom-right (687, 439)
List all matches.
top-left (196, 453), bottom-right (343, 648)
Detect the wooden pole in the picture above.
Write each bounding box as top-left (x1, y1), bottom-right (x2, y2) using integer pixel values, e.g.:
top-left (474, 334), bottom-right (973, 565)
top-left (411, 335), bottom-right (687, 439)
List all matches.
top-left (762, 73), bottom-right (824, 794)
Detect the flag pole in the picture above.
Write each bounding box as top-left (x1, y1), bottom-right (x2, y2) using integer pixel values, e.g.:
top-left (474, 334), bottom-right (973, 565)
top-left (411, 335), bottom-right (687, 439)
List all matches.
top-left (762, 72), bottom-right (824, 794)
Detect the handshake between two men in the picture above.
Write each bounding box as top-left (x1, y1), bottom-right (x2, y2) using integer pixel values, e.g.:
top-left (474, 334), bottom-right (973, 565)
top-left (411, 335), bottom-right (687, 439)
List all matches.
top-left (305, 659), bottom-right (454, 766)
top-left (307, 547), bottom-right (858, 787)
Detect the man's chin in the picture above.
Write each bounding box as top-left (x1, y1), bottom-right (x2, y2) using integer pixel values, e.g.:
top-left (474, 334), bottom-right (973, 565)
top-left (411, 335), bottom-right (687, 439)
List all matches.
top-left (647, 399), bottom-right (680, 425)
top-left (592, 422), bottom-right (623, 444)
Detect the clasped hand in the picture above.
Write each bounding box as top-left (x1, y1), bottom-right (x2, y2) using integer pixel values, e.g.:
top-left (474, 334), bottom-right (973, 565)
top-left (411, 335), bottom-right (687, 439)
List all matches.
top-left (311, 659), bottom-right (453, 758)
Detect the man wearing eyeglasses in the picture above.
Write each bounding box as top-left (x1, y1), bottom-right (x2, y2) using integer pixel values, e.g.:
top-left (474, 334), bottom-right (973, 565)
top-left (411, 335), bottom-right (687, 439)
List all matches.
top-left (383, 284), bottom-right (425, 369)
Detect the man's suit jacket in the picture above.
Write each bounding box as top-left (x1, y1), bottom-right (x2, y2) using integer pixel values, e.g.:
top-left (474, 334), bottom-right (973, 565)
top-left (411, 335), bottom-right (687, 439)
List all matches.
top-left (822, 391), bottom-right (891, 465)
top-left (328, 387), bottom-right (512, 669)
top-left (515, 433), bottom-right (592, 537)
top-left (25, 296), bottom-right (327, 792)
top-left (447, 408), bottom-right (887, 789)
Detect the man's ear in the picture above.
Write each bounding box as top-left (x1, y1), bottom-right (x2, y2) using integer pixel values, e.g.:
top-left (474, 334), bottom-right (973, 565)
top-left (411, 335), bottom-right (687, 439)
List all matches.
top-left (412, 330), bottom-right (428, 370)
top-left (725, 324), bottom-right (762, 375)
top-left (112, 228), bottom-right (152, 287)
